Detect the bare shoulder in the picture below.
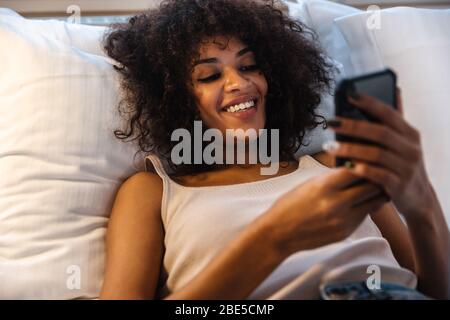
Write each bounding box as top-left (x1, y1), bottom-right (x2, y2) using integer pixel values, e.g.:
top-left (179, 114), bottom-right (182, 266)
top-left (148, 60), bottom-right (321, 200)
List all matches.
top-left (310, 151), bottom-right (335, 168)
top-left (114, 171), bottom-right (164, 216)
top-left (123, 171), bottom-right (163, 190)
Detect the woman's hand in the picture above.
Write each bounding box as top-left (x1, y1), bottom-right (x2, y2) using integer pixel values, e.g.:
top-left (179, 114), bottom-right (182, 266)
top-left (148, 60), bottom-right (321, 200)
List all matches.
top-left (323, 89), bottom-right (436, 222)
top-left (260, 168), bottom-right (390, 256)
top-left (322, 89), bottom-right (450, 299)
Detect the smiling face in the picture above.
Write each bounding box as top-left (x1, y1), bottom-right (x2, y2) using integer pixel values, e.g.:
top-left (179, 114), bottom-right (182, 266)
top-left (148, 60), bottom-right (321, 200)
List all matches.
top-left (189, 36), bottom-right (268, 135)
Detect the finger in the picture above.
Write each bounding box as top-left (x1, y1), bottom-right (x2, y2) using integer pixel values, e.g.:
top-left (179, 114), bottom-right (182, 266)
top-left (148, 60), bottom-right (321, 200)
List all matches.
top-left (350, 160), bottom-right (402, 199)
top-left (340, 192), bottom-right (390, 230)
top-left (339, 181), bottom-right (384, 207)
top-left (348, 93), bottom-right (414, 137)
top-left (328, 116), bottom-right (417, 159)
top-left (319, 167), bottom-right (363, 190)
top-left (352, 192), bottom-right (391, 216)
top-left (324, 141), bottom-right (412, 179)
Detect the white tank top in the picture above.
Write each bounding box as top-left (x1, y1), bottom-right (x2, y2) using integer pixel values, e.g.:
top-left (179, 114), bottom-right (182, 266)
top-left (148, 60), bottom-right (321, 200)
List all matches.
top-left (144, 153), bottom-right (417, 299)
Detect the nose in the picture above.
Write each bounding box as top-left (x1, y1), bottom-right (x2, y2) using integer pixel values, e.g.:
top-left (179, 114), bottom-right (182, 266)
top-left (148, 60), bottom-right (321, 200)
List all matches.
top-left (223, 67), bottom-right (251, 92)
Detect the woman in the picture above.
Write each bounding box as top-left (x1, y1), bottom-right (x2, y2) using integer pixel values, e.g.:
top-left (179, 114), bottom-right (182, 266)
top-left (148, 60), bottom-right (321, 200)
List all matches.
top-left (100, 0), bottom-right (449, 299)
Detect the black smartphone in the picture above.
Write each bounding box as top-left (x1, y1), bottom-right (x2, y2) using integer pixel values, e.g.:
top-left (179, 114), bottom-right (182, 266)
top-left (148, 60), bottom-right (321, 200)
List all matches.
top-left (334, 68), bottom-right (398, 168)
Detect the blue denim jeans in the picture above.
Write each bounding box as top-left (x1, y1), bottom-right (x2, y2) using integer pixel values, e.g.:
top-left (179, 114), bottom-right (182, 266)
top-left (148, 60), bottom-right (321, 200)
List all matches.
top-left (320, 281), bottom-right (432, 300)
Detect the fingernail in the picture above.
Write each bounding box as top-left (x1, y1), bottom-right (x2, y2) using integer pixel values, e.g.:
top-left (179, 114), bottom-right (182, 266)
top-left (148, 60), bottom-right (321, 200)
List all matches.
top-left (322, 140), bottom-right (340, 152)
top-left (348, 92), bottom-right (361, 100)
top-left (327, 119), bottom-right (341, 128)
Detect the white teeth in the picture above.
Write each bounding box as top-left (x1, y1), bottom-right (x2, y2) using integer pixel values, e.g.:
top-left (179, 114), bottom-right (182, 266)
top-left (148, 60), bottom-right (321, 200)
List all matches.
top-left (224, 99), bottom-right (256, 113)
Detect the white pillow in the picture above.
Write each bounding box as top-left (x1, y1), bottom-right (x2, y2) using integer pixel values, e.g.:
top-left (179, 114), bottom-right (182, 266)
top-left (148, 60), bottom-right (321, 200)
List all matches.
top-left (335, 7), bottom-right (450, 225)
top-left (285, 0), bottom-right (356, 156)
top-left (285, 0), bottom-right (361, 78)
top-left (284, 0), bottom-right (311, 25)
top-left (0, 9), bottom-right (142, 299)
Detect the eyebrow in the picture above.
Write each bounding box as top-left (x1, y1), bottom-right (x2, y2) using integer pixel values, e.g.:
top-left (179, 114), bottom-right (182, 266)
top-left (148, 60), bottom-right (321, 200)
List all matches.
top-left (193, 47), bottom-right (253, 66)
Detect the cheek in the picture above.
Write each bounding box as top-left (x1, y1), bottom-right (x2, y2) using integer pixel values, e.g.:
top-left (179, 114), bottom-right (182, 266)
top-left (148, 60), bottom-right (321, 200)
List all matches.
top-left (253, 72), bottom-right (268, 95)
top-left (194, 88), bottom-right (219, 115)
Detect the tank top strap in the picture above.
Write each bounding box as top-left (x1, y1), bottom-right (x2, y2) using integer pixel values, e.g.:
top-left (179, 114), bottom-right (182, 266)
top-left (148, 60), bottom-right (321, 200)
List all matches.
top-left (144, 153), bottom-right (171, 182)
top-left (144, 153), bottom-right (172, 225)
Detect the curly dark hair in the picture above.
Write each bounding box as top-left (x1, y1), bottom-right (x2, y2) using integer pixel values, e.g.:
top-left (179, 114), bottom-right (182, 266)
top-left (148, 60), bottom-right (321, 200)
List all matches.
top-left (103, 0), bottom-right (336, 176)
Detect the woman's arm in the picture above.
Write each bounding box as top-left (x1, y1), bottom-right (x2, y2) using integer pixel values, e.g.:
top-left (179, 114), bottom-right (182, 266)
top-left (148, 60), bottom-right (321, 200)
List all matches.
top-left (369, 193), bottom-right (449, 299)
top-left (369, 202), bottom-right (416, 273)
top-left (100, 172), bottom-right (165, 299)
top-left (402, 186), bottom-right (450, 299)
top-left (370, 183), bottom-right (449, 299)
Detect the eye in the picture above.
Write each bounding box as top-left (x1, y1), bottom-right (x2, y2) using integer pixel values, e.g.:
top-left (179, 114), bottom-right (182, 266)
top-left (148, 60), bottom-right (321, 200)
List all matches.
top-left (198, 65), bottom-right (260, 83)
top-left (240, 64), bottom-right (259, 72)
top-left (198, 73), bottom-right (221, 83)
